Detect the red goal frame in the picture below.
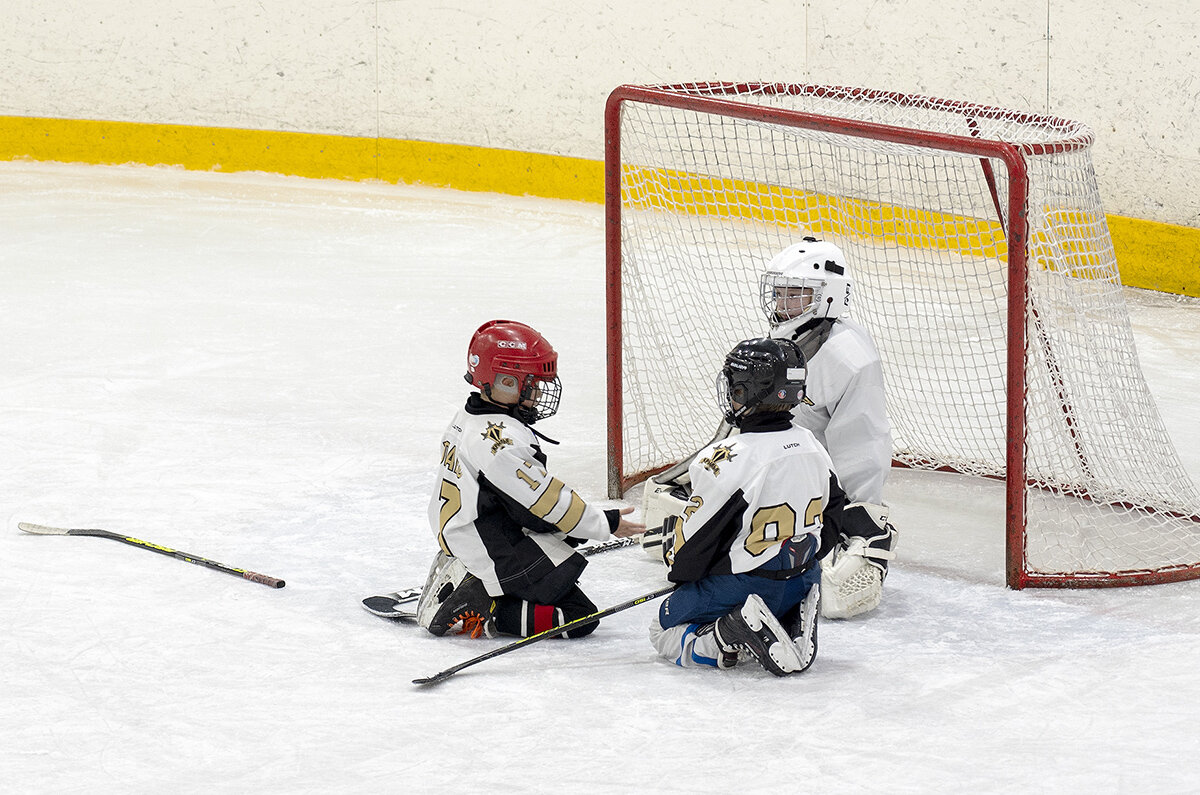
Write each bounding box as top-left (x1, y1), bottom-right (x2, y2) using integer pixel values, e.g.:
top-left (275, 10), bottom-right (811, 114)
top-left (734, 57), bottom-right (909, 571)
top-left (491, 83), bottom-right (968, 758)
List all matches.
top-left (603, 82), bottom-right (1200, 589)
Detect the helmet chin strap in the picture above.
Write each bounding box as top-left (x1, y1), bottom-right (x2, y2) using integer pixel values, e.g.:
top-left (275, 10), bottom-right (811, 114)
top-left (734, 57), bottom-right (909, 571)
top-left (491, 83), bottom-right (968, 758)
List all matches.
top-left (529, 425), bottom-right (560, 445)
top-left (724, 403), bottom-right (752, 427)
top-left (480, 383), bottom-right (510, 407)
top-left (481, 380), bottom-right (560, 437)
top-left (785, 317), bottom-right (836, 364)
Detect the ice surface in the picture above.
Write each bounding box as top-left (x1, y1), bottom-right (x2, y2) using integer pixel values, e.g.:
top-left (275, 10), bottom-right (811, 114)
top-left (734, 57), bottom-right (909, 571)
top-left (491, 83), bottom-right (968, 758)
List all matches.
top-left (3, 162), bottom-right (1200, 792)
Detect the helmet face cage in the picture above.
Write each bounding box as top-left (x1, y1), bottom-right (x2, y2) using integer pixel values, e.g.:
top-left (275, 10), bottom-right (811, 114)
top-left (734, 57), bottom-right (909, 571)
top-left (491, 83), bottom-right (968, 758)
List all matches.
top-left (760, 272), bottom-right (827, 329)
top-left (515, 373), bottom-right (562, 423)
top-left (465, 320), bottom-right (561, 424)
top-left (759, 239), bottom-right (852, 336)
top-left (716, 367), bottom-right (761, 422)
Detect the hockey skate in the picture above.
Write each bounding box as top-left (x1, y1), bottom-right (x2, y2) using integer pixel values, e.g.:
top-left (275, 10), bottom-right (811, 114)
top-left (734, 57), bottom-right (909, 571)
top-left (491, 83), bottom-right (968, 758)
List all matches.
top-left (416, 553), bottom-right (496, 638)
top-left (428, 574), bottom-right (497, 638)
top-left (415, 552), bottom-right (458, 629)
top-left (782, 583), bottom-right (820, 673)
top-left (694, 622), bottom-right (740, 669)
top-left (713, 594), bottom-right (803, 676)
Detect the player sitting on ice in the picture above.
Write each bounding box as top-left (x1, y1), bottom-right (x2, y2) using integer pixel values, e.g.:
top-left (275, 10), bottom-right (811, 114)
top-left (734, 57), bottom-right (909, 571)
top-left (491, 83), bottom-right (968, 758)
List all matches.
top-left (643, 238), bottom-right (897, 620)
top-left (415, 319), bottom-right (644, 639)
top-left (649, 337), bottom-right (887, 675)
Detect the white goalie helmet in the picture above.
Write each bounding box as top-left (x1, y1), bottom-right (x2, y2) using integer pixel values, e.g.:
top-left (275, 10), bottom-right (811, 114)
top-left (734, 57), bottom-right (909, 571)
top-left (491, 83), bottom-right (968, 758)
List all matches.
top-left (759, 237), bottom-right (852, 339)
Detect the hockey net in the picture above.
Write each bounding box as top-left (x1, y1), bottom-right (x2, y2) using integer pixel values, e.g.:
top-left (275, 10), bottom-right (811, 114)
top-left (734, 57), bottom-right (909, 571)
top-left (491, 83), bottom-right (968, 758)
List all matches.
top-left (604, 82), bottom-right (1200, 589)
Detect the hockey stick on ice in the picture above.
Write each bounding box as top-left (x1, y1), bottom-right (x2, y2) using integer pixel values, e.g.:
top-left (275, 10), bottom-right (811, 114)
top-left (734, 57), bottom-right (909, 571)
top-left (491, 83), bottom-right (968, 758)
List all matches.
top-left (365, 536), bottom-right (642, 616)
top-left (18, 522), bottom-right (286, 588)
top-left (413, 583), bottom-right (675, 686)
top-left (576, 535), bottom-right (641, 556)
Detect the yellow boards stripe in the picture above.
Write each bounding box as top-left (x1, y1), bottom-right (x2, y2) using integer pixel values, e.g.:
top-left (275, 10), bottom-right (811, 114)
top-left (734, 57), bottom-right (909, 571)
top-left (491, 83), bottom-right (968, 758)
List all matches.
top-left (5, 118), bottom-right (1196, 297)
top-left (555, 492), bottom-right (587, 534)
top-left (529, 478), bottom-right (565, 520)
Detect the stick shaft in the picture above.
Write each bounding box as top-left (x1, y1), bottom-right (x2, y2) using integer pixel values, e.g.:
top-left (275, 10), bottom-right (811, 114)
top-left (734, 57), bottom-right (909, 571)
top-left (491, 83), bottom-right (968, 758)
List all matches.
top-left (579, 536), bottom-right (639, 556)
top-left (18, 523), bottom-right (285, 588)
top-left (413, 584), bottom-right (674, 685)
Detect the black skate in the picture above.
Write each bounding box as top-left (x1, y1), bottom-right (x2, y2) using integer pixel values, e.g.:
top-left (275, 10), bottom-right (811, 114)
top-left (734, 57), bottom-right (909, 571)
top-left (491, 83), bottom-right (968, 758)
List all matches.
top-left (782, 583), bottom-right (820, 673)
top-left (429, 575), bottom-right (497, 639)
top-left (714, 593), bottom-right (803, 676)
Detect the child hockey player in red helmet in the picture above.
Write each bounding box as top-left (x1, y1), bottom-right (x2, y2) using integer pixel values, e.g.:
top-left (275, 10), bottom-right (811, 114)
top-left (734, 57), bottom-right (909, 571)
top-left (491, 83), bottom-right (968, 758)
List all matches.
top-left (415, 319), bottom-right (644, 639)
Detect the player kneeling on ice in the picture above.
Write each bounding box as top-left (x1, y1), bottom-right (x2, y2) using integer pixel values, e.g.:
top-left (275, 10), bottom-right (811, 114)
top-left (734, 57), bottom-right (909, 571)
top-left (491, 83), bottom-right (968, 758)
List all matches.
top-left (415, 319), bottom-right (644, 639)
top-left (643, 238), bottom-right (897, 619)
top-left (649, 337), bottom-right (888, 676)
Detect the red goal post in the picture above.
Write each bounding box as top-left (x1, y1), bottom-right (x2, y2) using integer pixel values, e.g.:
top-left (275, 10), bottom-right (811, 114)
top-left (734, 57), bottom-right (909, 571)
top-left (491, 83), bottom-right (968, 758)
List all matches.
top-left (604, 82), bottom-right (1200, 589)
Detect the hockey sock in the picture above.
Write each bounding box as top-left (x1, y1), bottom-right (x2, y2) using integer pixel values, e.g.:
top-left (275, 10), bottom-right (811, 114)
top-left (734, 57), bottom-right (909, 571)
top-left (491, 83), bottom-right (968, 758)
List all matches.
top-left (494, 599), bottom-right (597, 638)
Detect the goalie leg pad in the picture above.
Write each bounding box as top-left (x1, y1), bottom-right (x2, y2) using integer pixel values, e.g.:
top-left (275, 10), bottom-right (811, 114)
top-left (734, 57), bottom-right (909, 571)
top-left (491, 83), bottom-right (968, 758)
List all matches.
top-left (822, 502), bottom-right (898, 620)
top-left (643, 515), bottom-right (682, 570)
top-left (820, 537), bottom-right (885, 619)
top-left (842, 502), bottom-right (899, 574)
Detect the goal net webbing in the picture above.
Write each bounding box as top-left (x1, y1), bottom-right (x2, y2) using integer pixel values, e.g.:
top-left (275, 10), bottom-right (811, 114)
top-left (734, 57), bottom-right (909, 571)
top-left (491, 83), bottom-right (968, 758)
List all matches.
top-left (606, 83), bottom-right (1200, 588)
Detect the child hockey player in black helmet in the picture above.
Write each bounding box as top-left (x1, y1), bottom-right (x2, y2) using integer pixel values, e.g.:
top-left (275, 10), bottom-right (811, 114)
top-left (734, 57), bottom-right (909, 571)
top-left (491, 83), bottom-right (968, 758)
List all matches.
top-left (648, 336), bottom-right (887, 675)
top-left (645, 239), bottom-right (897, 620)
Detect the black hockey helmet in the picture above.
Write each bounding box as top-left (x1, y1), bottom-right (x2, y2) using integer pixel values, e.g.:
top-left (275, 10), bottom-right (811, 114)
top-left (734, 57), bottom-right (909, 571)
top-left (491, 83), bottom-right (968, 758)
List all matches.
top-left (718, 337), bottom-right (807, 426)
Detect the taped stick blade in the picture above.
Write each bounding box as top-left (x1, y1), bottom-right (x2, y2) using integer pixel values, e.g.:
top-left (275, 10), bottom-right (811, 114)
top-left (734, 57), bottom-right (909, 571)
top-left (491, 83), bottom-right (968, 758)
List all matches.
top-left (17, 522), bottom-right (72, 535)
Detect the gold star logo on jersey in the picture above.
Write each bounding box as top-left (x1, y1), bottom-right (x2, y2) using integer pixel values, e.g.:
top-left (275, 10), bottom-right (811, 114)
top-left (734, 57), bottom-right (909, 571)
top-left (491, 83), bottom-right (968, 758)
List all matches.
top-left (701, 444), bottom-right (737, 476)
top-left (482, 421), bottom-right (513, 455)
top-left (801, 395), bottom-right (815, 407)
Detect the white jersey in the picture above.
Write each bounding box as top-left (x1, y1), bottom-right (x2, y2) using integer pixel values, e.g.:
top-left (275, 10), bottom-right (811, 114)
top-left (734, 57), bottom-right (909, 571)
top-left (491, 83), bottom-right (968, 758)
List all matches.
top-left (775, 317), bottom-right (891, 504)
top-left (428, 395), bottom-right (614, 597)
top-left (668, 415), bottom-right (838, 583)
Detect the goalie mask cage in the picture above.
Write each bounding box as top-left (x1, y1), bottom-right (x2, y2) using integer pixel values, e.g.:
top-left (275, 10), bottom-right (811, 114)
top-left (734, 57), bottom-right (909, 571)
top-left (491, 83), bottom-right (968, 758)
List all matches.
top-left (604, 82), bottom-right (1200, 589)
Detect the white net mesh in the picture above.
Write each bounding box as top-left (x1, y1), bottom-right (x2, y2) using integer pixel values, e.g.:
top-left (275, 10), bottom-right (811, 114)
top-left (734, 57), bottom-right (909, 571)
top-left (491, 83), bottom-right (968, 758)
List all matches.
top-left (609, 83), bottom-right (1200, 587)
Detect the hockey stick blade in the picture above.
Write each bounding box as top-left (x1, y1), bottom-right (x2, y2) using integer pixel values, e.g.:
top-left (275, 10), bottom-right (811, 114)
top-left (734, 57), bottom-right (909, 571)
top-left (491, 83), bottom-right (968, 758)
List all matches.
top-left (362, 589), bottom-right (422, 619)
top-left (18, 522), bottom-right (286, 588)
top-left (16, 522), bottom-right (75, 536)
top-left (412, 583), bottom-right (675, 686)
top-left (365, 537), bottom-right (639, 616)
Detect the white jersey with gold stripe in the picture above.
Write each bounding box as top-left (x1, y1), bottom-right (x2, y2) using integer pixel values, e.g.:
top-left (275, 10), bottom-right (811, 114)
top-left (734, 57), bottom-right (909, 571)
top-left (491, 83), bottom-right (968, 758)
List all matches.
top-left (427, 395), bottom-right (614, 597)
top-left (668, 415), bottom-right (837, 583)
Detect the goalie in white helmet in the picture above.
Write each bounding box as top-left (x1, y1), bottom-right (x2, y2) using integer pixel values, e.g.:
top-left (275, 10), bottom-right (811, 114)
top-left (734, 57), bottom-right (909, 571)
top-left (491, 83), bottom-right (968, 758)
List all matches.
top-left (643, 237), bottom-right (896, 619)
top-left (760, 238), bottom-right (896, 618)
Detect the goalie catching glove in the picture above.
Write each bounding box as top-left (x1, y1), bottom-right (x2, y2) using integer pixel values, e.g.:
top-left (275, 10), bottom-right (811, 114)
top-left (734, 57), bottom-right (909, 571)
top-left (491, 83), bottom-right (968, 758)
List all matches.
top-left (821, 502), bottom-right (897, 619)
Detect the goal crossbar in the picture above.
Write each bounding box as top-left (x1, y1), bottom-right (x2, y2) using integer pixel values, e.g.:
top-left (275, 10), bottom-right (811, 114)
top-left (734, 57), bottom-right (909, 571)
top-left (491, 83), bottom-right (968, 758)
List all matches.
top-left (604, 82), bottom-right (1200, 589)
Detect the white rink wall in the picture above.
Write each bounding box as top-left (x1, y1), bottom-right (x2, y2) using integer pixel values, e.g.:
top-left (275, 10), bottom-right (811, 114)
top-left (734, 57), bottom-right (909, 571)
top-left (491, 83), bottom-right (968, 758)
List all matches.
top-left (4, 1), bottom-right (1199, 227)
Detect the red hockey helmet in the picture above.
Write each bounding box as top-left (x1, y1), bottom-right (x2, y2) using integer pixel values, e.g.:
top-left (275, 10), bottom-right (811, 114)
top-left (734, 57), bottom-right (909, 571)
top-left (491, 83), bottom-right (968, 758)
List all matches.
top-left (465, 320), bottom-right (561, 423)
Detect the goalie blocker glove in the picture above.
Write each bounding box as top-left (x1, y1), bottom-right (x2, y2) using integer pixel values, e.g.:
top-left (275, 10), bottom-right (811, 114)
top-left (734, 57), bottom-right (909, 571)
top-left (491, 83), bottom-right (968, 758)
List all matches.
top-left (640, 515), bottom-right (681, 574)
top-left (821, 502), bottom-right (897, 619)
top-left (640, 478), bottom-right (691, 562)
